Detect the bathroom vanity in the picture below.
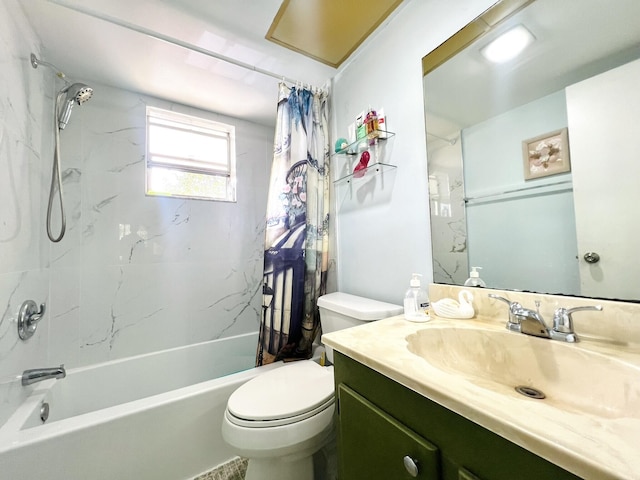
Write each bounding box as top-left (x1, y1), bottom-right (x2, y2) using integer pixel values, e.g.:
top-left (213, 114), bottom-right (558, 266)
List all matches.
top-left (334, 351), bottom-right (578, 480)
top-left (322, 286), bottom-right (640, 480)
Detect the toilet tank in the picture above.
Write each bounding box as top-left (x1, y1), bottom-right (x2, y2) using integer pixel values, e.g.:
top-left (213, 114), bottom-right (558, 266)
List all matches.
top-left (317, 292), bottom-right (403, 363)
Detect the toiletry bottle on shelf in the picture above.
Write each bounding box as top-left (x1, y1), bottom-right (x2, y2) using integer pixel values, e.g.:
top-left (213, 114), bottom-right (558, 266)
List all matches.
top-left (403, 273), bottom-right (430, 322)
top-left (464, 267), bottom-right (487, 287)
top-left (356, 111), bottom-right (366, 140)
top-left (365, 107), bottom-right (378, 137)
top-left (378, 108), bottom-right (387, 138)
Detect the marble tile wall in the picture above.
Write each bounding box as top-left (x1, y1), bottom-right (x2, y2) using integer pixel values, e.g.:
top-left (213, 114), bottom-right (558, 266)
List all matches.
top-left (0, 0), bottom-right (51, 420)
top-left (0, 0), bottom-right (273, 394)
top-left (427, 135), bottom-right (468, 286)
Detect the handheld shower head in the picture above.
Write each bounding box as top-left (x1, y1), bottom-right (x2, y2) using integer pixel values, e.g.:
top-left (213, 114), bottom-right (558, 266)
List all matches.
top-left (32, 53), bottom-right (95, 243)
top-left (58, 83), bottom-right (93, 130)
top-left (31, 53), bottom-right (94, 130)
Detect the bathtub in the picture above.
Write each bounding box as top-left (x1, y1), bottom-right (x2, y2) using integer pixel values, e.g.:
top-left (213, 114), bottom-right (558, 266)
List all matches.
top-left (0, 332), bottom-right (283, 480)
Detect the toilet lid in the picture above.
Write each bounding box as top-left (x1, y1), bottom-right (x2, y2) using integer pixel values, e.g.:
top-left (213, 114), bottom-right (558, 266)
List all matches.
top-left (227, 361), bottom-right (334, 423)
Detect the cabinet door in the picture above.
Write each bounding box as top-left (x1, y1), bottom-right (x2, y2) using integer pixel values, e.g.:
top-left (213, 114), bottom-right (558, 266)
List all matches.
top-left (457, 467), bottom-right (483, 480)
top-left (338, 384), bottom-right (441, 479)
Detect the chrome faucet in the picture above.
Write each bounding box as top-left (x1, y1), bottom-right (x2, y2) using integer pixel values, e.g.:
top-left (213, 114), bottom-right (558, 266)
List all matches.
top-left (515, 302), bottom-right (551, 339)
top-left (488, 294), bottom-right (603, 343)
top-left (21, 365), bottom-right (66, 386)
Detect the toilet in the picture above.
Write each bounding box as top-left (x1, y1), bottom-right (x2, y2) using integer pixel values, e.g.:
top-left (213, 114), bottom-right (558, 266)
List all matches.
top-left (221, 292), bottom-right (403, 480)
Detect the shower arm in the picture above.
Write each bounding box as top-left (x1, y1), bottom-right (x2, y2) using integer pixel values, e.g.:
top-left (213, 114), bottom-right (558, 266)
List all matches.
top-left (30, 53), bottom-right (70, 85)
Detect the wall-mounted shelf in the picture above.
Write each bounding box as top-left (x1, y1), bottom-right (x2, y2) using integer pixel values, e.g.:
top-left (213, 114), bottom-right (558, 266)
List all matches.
top-left (332, 130), bottom-right (396, 185)
top-left (333, 130), bottom-right (397, 211)
top-left (332, 130), bottom-right (395, 158)
top-left (334, 162), bottom-right (397, 186)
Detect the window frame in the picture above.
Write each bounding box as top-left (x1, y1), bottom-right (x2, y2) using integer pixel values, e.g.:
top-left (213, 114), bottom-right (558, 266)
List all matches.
top-left (145, 106), bottom-right (237, 202)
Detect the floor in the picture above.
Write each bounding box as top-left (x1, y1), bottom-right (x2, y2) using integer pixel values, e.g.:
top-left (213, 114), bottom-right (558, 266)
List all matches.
top-left (192, 440), bottom-right (337, 480)
top-left (193, 457), bottom-right (248, 480)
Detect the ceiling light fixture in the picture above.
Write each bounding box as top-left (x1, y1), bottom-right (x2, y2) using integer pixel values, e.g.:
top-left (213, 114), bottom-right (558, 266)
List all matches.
top-left (480, 24), bottom-right (535, 64)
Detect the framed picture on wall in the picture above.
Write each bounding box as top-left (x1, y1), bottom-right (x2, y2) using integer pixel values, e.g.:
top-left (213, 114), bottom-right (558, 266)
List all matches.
top-left (522, 128), bottom-right (571, 180)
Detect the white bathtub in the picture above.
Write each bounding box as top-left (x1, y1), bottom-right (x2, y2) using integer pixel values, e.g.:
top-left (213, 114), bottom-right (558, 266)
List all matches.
top-left (0, 332), bottom-right (283, 480)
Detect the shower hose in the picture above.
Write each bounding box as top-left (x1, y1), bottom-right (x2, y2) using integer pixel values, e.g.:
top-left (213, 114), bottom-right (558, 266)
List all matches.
top-left (46, 90), bottom-right (67, 243)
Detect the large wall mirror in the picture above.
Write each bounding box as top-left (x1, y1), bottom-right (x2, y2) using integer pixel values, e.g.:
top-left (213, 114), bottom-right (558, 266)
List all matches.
top-left (423, 0), bottom-right (640, 301)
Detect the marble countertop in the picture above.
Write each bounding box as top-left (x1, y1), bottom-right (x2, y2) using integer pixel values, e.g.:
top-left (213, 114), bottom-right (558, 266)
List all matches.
top-left (322, 315), bottom-right (640, 480)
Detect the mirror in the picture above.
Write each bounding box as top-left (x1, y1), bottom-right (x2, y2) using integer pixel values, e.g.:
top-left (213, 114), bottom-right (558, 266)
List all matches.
top-left (423, 0), bottom-right (640, 301)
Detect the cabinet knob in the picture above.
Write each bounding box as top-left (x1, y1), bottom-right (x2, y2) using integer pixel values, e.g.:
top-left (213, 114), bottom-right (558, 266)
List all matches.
top-left (403, 456), bottom-right (419, 477)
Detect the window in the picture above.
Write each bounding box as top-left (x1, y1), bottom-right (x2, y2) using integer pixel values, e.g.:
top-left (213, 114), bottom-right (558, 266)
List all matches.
top-left (146, 106), bottom-right (236, 202)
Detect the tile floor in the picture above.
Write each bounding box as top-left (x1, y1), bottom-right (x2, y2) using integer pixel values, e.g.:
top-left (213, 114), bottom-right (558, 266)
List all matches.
top-left (194, 457), bottom-right (248, 480)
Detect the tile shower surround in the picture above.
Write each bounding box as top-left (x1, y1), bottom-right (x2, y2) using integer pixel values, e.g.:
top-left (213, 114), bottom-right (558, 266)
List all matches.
top-left (0, 0), bottom-right (274, 383)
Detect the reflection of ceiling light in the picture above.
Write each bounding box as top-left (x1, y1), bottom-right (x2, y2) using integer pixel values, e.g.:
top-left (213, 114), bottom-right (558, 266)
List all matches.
top-left (480, 25), bottom-right (535, 63)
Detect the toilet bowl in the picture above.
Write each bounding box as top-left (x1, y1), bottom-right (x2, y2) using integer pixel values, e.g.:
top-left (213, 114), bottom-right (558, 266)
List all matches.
top-left (222, 292), bottom-right (403, 480)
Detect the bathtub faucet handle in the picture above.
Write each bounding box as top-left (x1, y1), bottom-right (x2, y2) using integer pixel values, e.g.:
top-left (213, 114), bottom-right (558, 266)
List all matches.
top-left (17, 300), bottom-right (46, 341)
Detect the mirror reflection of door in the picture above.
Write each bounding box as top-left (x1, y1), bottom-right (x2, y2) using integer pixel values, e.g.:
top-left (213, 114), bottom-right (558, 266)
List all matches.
top-left (567, 59), bottom-right (640, 299)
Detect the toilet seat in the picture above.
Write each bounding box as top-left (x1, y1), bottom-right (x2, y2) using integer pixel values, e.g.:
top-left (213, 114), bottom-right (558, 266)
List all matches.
top-left (226, 361), bottom-right (334, 428)
top-left (226, 396), bottom-right (334, 428)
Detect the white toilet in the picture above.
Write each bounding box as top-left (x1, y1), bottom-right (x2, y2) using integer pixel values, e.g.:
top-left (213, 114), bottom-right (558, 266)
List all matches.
top-left (221, 292), bottom-right (402, 480)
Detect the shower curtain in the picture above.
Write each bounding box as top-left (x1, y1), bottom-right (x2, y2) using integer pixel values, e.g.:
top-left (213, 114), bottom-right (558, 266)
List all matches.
top-left (256, 83), bottom-right (330, 366)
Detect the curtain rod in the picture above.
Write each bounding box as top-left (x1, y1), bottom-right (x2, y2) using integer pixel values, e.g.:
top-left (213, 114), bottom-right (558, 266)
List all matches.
top-left (47, 0), bottom-right (319, 90)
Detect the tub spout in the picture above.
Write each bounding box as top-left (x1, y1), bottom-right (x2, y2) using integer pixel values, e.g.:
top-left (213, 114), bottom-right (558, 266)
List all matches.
top-left (21, 365), bottom-right (66, 386)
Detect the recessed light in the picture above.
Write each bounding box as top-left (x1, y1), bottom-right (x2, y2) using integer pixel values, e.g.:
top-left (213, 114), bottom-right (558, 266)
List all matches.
top-left (480, 25), bottom-right (535, 64)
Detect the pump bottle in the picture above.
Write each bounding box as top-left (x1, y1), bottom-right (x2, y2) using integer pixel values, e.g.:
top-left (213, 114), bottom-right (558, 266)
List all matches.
top-left (464, 267), bottom-right (487, 287)
top-left (403, 273), bottom-right (430, 322)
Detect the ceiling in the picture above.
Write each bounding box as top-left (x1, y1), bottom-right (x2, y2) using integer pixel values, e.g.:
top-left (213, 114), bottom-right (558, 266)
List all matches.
top-left (20, 0), bottom-right (404, 127)
top-left (424, 0), bottom-right (640, 134)
top-left (266, 0), bottom-right (403, 67)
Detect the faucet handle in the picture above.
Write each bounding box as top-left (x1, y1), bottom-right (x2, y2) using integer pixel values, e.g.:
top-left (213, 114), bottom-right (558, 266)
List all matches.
top-left (488, 294), bottom-right (521, 311)
top-left (552, 305), bottom-right (603, 334)
top-left (18, 300), bottom-right (46, 341)
top-left (488, 294), bottom-right (522, 331)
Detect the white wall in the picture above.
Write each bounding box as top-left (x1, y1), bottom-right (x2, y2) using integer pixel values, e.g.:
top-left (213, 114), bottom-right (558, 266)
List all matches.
top-left (331, 0), bottom-right (496, 304)
top-left (0, 0), bottom-right (273, 389)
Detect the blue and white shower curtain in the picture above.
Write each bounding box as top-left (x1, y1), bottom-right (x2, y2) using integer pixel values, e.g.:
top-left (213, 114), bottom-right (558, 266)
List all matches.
top-left (256, 83), bottom-right (330, 366)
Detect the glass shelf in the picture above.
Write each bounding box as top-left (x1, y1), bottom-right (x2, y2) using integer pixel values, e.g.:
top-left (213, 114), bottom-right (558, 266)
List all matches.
top-left (331, 130), bottom-right (396, 157)
top-left (334, 162), bottom-right (397, 185)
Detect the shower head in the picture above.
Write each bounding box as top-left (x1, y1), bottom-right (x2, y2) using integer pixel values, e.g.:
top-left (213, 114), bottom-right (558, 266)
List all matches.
top-left (31, 53), bottom-right (94, 129)
top-left (58, 83), bottom-right (93, 130)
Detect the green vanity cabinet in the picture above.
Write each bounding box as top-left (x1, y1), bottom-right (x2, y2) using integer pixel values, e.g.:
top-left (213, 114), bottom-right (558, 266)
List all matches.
top-left (339, 384), bottom-right (440, 479)
top-left (334, 352), bottom-right (582, 480)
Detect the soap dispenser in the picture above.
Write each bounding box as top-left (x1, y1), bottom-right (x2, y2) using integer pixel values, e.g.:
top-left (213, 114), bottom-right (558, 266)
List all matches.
top-left (464, 267), bottom-right (487, 287)
top-left (403, 273), bottom-right (430, 322)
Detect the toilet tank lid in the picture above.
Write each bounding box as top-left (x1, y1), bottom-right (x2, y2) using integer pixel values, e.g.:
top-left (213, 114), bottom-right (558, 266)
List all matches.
top-left (317, 292), bottom-right (403, 321)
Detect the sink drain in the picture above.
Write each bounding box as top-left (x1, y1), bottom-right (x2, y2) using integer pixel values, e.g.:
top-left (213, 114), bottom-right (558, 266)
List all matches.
top-left (515, 385), bottom-right (546, 399)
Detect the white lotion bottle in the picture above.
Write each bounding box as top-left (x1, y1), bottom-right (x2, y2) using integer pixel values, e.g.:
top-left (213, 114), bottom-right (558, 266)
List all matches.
top-left (464, 267), bottom-right (487, 287)
top-left (403, 273), bottom-right (430, 322)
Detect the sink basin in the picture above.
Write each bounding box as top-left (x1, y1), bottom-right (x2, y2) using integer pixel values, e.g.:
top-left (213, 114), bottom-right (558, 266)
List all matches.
top-left (406, 325), bottom-right (640, 419)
